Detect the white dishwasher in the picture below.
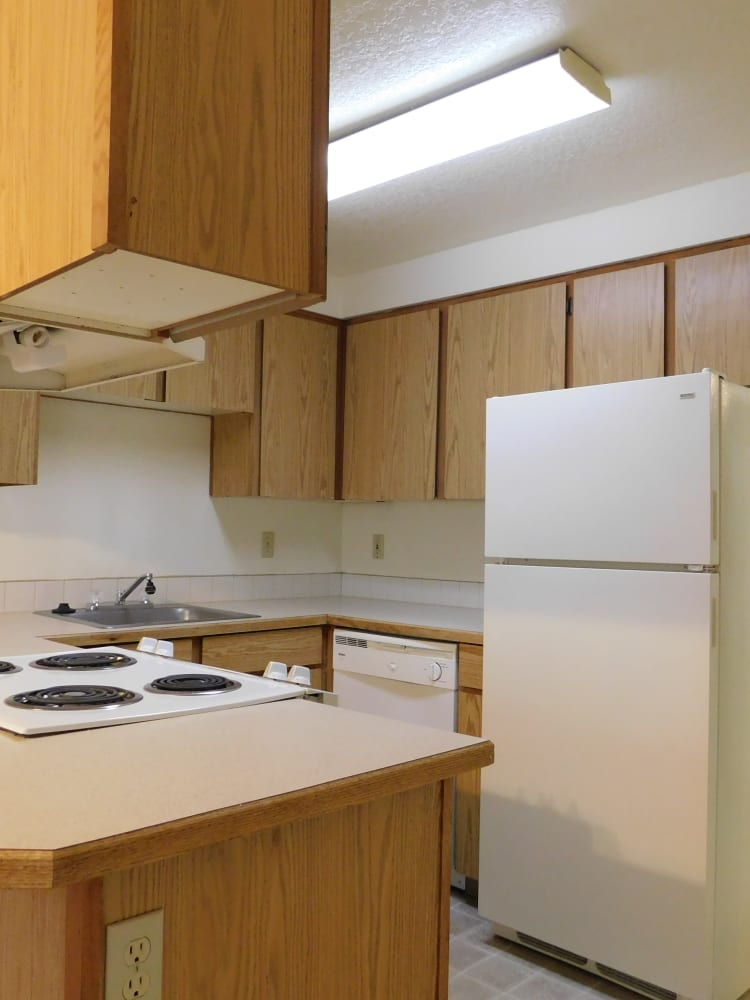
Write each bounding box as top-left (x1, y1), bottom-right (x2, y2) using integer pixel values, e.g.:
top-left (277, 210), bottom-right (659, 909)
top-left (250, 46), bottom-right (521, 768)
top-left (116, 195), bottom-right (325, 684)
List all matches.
top-left (332, 627), bottom-right (465, 885)
top-left (332, 628), bottom-right (458, 731)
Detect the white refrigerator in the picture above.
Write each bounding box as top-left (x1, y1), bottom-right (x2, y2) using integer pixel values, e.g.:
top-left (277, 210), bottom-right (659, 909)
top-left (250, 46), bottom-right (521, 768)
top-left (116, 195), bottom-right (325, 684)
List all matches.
top-left (478, 371), bottom-right (750, 1000)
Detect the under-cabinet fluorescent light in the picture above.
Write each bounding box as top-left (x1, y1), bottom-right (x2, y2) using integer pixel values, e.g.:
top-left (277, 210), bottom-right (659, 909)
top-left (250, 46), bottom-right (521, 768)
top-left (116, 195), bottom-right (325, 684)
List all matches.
top-left (328, 48), bottom-right (611, 201)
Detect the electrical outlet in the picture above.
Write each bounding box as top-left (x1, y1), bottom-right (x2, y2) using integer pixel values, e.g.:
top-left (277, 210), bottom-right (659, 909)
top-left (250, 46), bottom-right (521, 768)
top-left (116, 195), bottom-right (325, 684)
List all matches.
top-left (262, 530), bottom-right (275, 558)
top-left (123, 971), bottom-right (151, 1000)
top-left (372, 533), bottom-right (385, 559)
top-left (105, 910), bottom-right (163, 1000)
top-left (126, 937), bottom-right (152, 966)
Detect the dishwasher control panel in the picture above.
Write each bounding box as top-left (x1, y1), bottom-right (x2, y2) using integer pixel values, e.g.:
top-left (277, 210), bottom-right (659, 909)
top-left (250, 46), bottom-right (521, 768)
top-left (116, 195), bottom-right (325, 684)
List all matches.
top-left (333, 629), bottom-right (458, 689)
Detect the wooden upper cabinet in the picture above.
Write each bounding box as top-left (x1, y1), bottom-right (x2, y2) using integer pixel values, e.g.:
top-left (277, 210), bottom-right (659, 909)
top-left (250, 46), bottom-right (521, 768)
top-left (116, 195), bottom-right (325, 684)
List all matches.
top-left (260, 315), bottom-right (339, 499)
top-left (0, 393), bottom-right (39, 486)
top-left (674, 246), bottom-right (750, 384)
top-left (439, 284), bottom-right (566, 499)
top-left (165, 324), bottom-right (261, 414)
top-left (343, 310), bottom-right (439, 500)
top-left (211, 413), bottom-right (260, 498)
top-left (0, 0), bottom-right (328, 342)
top-left (569, 264), bottom-right (665, 387)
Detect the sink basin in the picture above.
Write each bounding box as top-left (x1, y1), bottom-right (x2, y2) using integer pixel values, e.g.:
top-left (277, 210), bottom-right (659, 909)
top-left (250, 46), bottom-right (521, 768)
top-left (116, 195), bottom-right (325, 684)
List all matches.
top-left (36, 603), bottom-right (261, 630)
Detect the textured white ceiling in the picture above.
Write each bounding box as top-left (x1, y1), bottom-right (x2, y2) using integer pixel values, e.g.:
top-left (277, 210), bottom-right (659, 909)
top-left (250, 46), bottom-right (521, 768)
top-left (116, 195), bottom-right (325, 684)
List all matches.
top-left (327, 0), bottom-right (750, 275)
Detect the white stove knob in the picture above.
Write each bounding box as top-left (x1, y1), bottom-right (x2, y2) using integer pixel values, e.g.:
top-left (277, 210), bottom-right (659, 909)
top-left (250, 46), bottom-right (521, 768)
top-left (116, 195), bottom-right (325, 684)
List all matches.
top-left (137, 637), bottom-right (174, 657)
top-left (430, 661), bottom-right (443, 682)
top-left (264, 660), bottom-right (288, 680)
top-left (288, 665), bottom-right (311, 686)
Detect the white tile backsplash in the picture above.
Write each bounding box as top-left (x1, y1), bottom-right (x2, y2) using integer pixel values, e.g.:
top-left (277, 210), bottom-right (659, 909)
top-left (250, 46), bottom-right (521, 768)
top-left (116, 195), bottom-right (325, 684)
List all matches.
top-left (164, 576), bottom-right (191, 602)
top-left (0, 571), bottom-right (480, 613)
top-left (5, 581), bottom-right (35, 612)
top-left (340, 574), bottom-right (482, 608)
top-left (63, 579), bottom-right (95, 610)
top-left (233, 575), bottom-right (257, 600)
top-left (33, 580), bottom-right (64, 613)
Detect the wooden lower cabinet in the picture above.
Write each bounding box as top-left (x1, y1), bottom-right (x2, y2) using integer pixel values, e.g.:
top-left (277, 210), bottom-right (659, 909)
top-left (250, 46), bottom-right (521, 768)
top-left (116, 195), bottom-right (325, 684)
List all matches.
top-left (80, 627), bottom-right (328, 688)
top-left (0, 781), bottom-right (454, 999)
top-left (118, 638), bottom-right (197, 662)
top-left (455, 644), bottom-right (483, 881)
top-left (202, 627), bottom-right (327, 689)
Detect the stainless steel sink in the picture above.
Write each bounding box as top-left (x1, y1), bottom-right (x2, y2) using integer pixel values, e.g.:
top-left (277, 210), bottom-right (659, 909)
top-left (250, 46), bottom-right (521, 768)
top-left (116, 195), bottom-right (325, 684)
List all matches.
top-left (36, 603), bottom-right (261, 630)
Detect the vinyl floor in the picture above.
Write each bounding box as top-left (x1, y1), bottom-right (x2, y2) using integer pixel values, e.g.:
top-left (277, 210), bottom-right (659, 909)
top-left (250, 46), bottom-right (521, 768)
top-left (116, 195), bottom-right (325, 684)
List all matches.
top-left (449, 890), bottom-right (646, 1000)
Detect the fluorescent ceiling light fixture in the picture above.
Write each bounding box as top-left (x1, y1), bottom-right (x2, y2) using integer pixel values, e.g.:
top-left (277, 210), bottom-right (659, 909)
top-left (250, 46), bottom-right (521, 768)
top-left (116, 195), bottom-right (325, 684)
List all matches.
top-left (328, 48), bottom-right (611, 201)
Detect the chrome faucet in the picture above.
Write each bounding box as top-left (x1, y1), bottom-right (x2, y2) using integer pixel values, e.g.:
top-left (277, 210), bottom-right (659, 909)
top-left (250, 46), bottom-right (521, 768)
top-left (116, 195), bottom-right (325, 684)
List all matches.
top-left (116, 572), bottom-right (157, 605)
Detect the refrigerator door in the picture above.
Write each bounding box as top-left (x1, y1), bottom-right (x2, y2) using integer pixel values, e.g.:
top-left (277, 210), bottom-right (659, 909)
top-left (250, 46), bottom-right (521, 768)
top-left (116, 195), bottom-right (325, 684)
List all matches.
top-left (479, 563), bottom-right (715, 1000)
top-left (485, 371), bottom-right (718, 566)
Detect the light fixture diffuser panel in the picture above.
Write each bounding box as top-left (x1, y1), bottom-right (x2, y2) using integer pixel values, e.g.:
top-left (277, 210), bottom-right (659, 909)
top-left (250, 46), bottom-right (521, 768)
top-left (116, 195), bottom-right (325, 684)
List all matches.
top-left (328, 49), bottom-right (611, 201)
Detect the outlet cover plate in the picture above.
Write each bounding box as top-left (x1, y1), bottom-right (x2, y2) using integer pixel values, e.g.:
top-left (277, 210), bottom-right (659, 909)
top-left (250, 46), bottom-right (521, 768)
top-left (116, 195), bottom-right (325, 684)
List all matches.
top-left (262, 530), bottom-right (275, 558)
top-left (105, 909), bottom-right (164, 1000)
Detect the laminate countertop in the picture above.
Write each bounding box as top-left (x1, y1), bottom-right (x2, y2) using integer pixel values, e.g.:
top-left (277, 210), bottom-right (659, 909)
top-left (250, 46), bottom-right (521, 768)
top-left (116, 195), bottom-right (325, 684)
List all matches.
top-left (0, 596), bottom-right (484, 651)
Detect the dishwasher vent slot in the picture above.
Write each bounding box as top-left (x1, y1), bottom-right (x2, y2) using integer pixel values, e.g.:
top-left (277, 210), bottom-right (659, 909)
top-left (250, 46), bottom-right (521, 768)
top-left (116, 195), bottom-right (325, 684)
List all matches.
top-left (335, 635), bottom-right (368, 648)
top-left (516, 932), bottom-right (586, 966)
top-left (595, 963), bottom-right (677, 1000)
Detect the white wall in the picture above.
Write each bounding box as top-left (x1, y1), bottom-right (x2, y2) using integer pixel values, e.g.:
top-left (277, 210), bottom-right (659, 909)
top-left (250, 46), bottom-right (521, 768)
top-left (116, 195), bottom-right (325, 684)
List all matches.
top-left (10, 172), bottom-right (750, 590)
top-left (0, 397), bottom-right (341, 581)
top-left (319, 170), bottom-right (750, 317)
top-left (340, 501), bottom-right (484, 582)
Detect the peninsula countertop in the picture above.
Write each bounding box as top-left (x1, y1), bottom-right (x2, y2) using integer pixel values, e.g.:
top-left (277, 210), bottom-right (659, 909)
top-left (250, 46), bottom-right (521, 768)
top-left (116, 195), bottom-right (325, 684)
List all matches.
top-left (0, 598), bottom-right (490, 890)
top-left (0, 698), bottom-right (491, 888)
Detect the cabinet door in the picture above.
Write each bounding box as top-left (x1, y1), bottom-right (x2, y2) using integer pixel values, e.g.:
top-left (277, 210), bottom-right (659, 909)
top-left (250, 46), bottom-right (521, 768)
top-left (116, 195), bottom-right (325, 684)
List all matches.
top-left (260, 315), bottom-right (339, 499)
top-left (343, 310), bottom-right (439, 500)
top-left (3, 0), bottom-right (328, 326)
top-left (211, 413), bottom-right (260, 497)
top-left (0, 392), bottom-right (39, 485)
top-left (674, 245), bottom-right (750, 384)
top-left (165, 323), bottom-right (260, 413)
top-left (202, 628), bottom-right (324, 673)
top-left (117, 638), bottom-right (198, 662)
top-left (439, 285), bottom-right (565, 499)
top-left (570, 264), bottom-right (665, 386)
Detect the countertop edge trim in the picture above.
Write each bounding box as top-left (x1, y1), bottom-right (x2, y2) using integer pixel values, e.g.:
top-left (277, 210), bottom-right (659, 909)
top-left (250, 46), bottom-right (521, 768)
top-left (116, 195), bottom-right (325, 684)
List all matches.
top-left (0, 740), bottom-right (493, 889)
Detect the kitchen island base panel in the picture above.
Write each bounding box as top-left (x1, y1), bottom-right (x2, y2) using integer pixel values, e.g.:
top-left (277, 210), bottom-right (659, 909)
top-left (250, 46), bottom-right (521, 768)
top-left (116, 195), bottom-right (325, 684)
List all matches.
top-left (1, 781), bottom-right (453, 999)
top-left (0, 880), bottom-right (103, 1000)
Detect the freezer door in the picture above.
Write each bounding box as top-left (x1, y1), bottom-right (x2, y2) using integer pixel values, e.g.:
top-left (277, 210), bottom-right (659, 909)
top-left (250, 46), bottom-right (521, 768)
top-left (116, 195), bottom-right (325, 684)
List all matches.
top-left (485, 371), bottom-right (718, 565)
top-left (479, 563), bottom-right (715, 1000)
